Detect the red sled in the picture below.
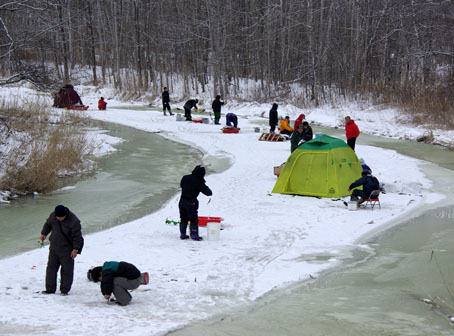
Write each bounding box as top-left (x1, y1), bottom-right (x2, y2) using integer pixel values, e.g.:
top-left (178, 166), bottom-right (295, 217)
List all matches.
top-left (67, 105), bottom-right (89, 110)
top-left (222, 128), bottom-right (240, 134)
top-left (197, 216), bottom-right (224, 227)
top-left (192, 119), bottom-right (203, 123)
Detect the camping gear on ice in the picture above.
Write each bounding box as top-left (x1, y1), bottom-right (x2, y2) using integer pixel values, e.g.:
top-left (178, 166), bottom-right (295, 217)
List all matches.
top-left (207, 222), bottom-right (221, 241)
top-left (347, 201), bottom-right (358, 211)
top-left (274, 163), bottom-right (285, 177)
top-left (197, 216), bottom-right (223, 227)
top-left (176, 113), bottom-right (185, 121)
top-left (254, 127), bottom-right (261, 133)
top-left (272, 135), bottom-right (362, 198)
top-left (53, 84), bottom-right (84, 108)
top-left (166, 216), bottom-right (223, 227)
top-left (140, 272), bottom-right (149, 285)
top-left (192, 119), bottom-right (203, 123)
top-left (259, 133), bottom-right (285, 141)
top-left (222, 127), bottom-right (240, 134)
top-left (202, 117), bottom-right (210, 124)
top-left (66, 105), bottom-right (88, 111)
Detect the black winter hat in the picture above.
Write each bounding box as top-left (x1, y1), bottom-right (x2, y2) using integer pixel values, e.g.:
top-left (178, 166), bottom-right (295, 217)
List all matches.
top-left (55, 205), bottom-right (69, 217)
top-left (88, 267), bottom-right (102, 282)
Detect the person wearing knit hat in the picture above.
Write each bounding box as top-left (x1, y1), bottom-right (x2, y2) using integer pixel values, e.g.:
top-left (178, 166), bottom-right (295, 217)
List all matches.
top-left (40, 205), bottom-right (83, 296)
top-left (87, 261), bottom-right (148, 306)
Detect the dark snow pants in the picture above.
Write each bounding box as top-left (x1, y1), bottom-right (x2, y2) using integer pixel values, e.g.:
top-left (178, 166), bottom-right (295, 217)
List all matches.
top-left (113, 276), bottom-right (141, 306)
top-left (214, 111), bottom-right (221, 124)
top-left (45, 248), bottom-right (74, 293)
top-left (184, 107), bottom-right (192, 121)
top-left (179, 199), bottom-right (199, 236)
top-left (163, 102), bottom-right (171, 114)
top-left (347, 137), bottom-right (357, 151)
top-left (351, 189), bottom-right (369, 201)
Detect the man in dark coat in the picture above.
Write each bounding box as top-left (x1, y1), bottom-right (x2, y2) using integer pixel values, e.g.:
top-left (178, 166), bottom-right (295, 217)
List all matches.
top-left (269, 103), bottom-right (278, 133)
top-left (40, 205), bottom-right (83, 295)
top-left (162, 87), bottom-right (173, 116)
top-left (183, 99), bottom-right (199, 121)
top-left (212, 95), bottom-right (225, 125)
top-left (348, 170), bottom-right (380, 205)
top-left (179, 165), bottom-right (213, 241)
top-left (88, 261), bottom-right (144, 306)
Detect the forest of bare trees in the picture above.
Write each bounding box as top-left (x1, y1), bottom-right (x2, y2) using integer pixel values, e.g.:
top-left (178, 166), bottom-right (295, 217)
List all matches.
top-left (0, 0), bottom-right (453, 122)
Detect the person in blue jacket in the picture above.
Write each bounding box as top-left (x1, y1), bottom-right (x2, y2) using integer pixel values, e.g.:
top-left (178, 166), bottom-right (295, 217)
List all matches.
top-left (226, 113), bottom-right (238, 128)
top-left (88, 261), bottom-right (144, 306)
top-left (348, 170), bottom-right (380, 205)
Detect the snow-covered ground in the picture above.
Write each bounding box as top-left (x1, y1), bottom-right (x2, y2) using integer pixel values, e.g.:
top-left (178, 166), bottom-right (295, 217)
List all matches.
top-left (0, 87), bottom-right (448, 335)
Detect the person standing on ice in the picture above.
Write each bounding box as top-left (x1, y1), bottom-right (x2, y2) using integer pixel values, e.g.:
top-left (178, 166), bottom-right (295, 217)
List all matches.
top-left (87, 261), bottom-right (147, 306)
top-left (212, 95), bottom-right (226, 125)
top-left (162, 87), bottom-right (173, 116)
top-left (40, 205), bottom-right (83, 296)
top-left (345, 116), bottom-right (360, 151)
top-left (183, 98), bottom-right (199, 121)
top-left (269, 103), bottom-right (279, 133)
top-left (179, 165), bottom-right (213, 241)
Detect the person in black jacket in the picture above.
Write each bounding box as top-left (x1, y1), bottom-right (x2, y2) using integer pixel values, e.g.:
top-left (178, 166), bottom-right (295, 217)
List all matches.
top-left (269, 103), bottom-right (278, 133)
top-left (212, 95), bottom-right (225, 125)
top-left (87, 261), bottom-right (144, 306)
top-left (162, 87), bottom-right (173, 116)
top-left (348, 170), bottom-right (380, 205)
top-left (183, 99), bottom-right (199, 121)
top-left (179, 165), bottom-right (213, 241)
top-left (40, 205), bottom-right (83, 295)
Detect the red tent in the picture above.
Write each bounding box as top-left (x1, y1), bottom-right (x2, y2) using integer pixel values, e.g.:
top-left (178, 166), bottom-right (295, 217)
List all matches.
top-left (53, 84), bottom-right (83, 108)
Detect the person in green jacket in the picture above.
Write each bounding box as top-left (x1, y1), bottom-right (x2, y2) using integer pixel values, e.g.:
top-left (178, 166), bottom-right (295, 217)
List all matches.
top-left (290, 122), bottom-right (313, 152)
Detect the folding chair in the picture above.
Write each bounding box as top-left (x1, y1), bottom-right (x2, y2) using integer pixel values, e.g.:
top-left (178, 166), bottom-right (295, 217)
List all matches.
top-left (363, 190), bottom-right (381, 209)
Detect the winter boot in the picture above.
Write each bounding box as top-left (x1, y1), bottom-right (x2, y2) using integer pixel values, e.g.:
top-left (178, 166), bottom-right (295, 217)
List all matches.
top-left (191, 233), bottom-right (203, 241)
top-left (169, 112), bottom-right (174, 115)
top-left (350, 195), bottom-right (358, 202)
top-left (180, 234), bottom-right (189, 240)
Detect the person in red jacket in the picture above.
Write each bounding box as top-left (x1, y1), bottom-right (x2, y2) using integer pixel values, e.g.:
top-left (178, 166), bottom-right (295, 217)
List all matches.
top-left (98, 97), bottom-right (107, 110)
top-left (345, 116), bottom-right (360, 151)
top-left (293, 114), bottom-right (306, 129)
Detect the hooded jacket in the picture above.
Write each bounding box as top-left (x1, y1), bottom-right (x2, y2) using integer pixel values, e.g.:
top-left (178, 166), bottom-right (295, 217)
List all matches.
top-left (345, 120), bottom-right (360, 139)
top-left (349, 173), bottom-right (380, 197)
top-left (212, 97), bottom-right (225, 113)
top-left (180, 166), bottom-right (213, 202)
top-left (184, 99), bottom-right (198, 110)
top-left (269, 103), bottom-right (278, 127)
top-left (293, 114), bottom-right (306, 129)
top-left (226, 113), bottom-right (238, 128)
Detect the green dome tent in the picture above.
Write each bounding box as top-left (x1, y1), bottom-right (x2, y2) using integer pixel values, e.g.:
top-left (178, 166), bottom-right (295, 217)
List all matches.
top-left (272, 135), bottom-right (362, 198)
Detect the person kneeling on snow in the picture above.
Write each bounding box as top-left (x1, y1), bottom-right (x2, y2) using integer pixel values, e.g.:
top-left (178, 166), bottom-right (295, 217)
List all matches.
top-left (179, 165), bottom-right (213, 241)
top-left (279, 116), bottom-right (293, 136)
top-left (226, 113), bottom-right (238, 128)
top-left (348, 170), bottom-right (380, 206)
top-left (98, 97), bottom-right (107, 110)
top-left (87, 261), bottom-right (147, 306)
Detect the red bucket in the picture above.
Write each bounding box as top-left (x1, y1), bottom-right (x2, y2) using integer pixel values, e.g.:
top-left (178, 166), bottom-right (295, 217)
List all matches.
top-left (197, 216), bottom-right (224, 227)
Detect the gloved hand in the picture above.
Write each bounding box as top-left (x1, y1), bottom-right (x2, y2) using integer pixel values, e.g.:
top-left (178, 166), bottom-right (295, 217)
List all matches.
top-left (223, 100), bottom-right (227, 105)
top-left (196, 109), bottom-right (200, 113)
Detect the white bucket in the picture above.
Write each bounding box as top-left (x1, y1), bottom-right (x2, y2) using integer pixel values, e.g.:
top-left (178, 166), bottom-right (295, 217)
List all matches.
top-left (347, 201), bottom-right (358, 211)
top-left (207, 222), bottom-right (221, 241)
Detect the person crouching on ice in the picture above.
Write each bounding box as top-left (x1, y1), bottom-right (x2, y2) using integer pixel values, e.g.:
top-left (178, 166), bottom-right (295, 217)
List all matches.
top-left (226, 113), bottom-right (238, 128)
top-left (87, 261), bottom-right (146, 306)
top-left (179, 165), bottom-right (213, 241)
top-left (98, 97), bottom-right (107, 110)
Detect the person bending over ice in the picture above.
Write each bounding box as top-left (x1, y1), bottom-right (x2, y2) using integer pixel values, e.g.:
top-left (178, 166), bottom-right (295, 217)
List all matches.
top-left (348, 170), bottom-right (380, 206)
top-left (179, 165), bottom-right (213, 241)
top-left (225, 113), bottom-right (238, 128)
top-left (87, 261), bottom-right (147, 306)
